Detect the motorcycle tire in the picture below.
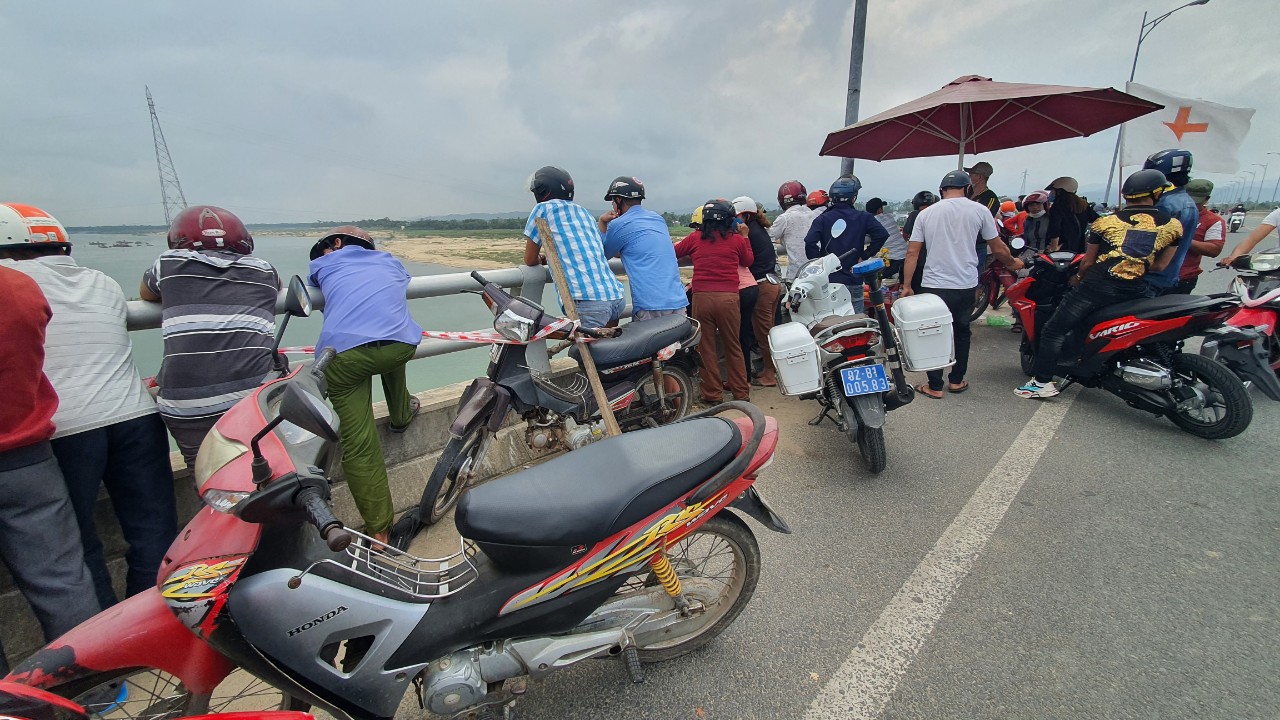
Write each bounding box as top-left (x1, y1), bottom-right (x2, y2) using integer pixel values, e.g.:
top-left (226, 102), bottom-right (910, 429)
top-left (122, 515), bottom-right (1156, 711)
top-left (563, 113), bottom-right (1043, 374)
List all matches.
top-left (635, 366), bottom-right (694, 426)
top-left (51, 667), bottom-right (306, 720)
top-left (422, 426), bottom-right (489, 525)
top-left (629, 513), bottom-right (760, 663)
top-left (1165, 353), bottom-right (1253, 440)
top-left (840, 401), bottom-right (886, 474)
top-left (969, 284), bottom-right (991, 323)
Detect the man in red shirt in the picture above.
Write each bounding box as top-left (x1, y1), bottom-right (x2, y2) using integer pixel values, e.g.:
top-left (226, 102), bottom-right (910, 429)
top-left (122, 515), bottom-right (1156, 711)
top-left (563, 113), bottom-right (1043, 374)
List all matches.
top-left (1174, 179), bottom-right (1225, 294)
top-left (0, 266), bottom-right (99, 673)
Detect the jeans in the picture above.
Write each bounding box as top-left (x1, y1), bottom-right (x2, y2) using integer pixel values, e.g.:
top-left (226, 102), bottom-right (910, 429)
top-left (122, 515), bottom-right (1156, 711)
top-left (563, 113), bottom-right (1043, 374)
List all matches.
top-left (575, 297), bottom-right (626, 329)
top-left (692, 292), bottom-right (749, 401)
top-left (0, 442), bottom-right (101, 674)
top-left (738, 285), bottom-right (759, 381)
top-left (51, 413), bottom-right (178, 609)
top-left (1032, 280), bottom-right (1147, 383)
top-left (1172, 278), bottom-right (1198, 295)
top-left (163, 415), bottom-right (218, 470)
top-left (632, 307), bottom-right (687, 322)
top-left (326, 341), bottom-right (418, 535)
top-left (919, 286), bottom-right (976, 391)
top-left (976, 246), bottom-right (989, 284)
top-left (840, 283), bottom-right (866, 315)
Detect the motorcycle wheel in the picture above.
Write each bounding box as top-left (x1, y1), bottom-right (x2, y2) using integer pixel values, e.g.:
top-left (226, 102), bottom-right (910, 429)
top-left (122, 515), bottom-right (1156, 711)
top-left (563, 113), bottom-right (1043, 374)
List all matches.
top-left (840, 401), bottom-right (886, 474)
top-left (625, 513), bottom-right (760, 663)
top-left (969, 284), bottom-right (991, 323)
top-left (54, 667), bottom-right (305, 719)
top-left (1165, 353), bottom-right (1253, 440)
top-left (635, 366), bottom-right (694, 426)
top-left (421, 426), bottom-right (488, 525)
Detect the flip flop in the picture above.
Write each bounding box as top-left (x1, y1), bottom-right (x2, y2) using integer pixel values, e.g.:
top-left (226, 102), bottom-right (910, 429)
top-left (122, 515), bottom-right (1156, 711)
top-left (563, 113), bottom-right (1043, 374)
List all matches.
top-left (915, 383), bottom-right (944, 399)
top-left (389, 396), bottom-right (421, 433)
top-left (948, 381), bottom-right (970, 394)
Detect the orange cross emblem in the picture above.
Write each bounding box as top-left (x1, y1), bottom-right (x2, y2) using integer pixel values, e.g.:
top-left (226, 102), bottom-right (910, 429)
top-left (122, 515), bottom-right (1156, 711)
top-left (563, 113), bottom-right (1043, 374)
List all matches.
top-left (1163, 106), bottom-right (1209, 141)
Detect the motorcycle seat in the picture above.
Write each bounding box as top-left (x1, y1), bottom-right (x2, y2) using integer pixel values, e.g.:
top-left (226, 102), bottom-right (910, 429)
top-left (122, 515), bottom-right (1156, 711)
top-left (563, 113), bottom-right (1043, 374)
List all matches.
top-left (809, 314), bottom-right (871, 338)
top-left (1084, 294), bottom-right (1225, 327)
top-left (570, 315), bottom-right (692, 369)
top-left (455, 417), bottom-right (740, 561)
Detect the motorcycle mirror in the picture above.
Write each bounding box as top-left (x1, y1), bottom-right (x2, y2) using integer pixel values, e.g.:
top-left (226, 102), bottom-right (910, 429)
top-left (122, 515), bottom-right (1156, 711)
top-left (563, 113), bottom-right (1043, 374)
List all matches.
top-left (284, 276), bottom-right (312, 317)
top-left (279, 384), bottom-right (340, 442)
top-left (830, 218), bottom-right (847, 238)
top-left (1010, 237), bottom-right (1027, 250)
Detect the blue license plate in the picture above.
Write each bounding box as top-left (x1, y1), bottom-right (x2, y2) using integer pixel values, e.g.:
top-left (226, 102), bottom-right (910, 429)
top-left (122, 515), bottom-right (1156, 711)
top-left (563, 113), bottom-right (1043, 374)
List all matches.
top-left (839, 364), bottom-right (890, 396)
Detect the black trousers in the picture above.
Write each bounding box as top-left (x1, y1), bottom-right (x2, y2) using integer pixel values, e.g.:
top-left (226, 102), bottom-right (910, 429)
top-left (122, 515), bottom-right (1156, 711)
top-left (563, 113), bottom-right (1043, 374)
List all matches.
top-left (1032, 280), bottom-right (1147, 383)
top-left (919, 286), bottom-right (975, 390)
top-left (738, 285), bottom-right (759, 380)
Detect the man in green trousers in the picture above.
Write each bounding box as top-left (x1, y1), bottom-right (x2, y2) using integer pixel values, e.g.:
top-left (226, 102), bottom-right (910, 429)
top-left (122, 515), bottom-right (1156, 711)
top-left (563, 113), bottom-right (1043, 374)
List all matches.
top-left (309, 226), bottom-right (422, 544)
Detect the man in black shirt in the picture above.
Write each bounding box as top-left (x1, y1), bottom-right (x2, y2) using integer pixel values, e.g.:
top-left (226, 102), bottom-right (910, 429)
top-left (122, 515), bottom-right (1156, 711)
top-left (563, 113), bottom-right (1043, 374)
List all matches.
top-left (966, 161), bottom-right (1000, 280)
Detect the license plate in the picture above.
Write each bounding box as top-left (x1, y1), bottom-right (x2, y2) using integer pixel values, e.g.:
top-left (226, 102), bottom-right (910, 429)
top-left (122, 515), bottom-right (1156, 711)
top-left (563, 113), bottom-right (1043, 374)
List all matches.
top-left (840, 364), bottom-right (889, 396)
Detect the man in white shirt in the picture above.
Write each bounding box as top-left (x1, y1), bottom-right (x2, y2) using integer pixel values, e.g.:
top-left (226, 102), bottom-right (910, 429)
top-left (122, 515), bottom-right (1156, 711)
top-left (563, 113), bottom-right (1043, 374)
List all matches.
top-left (0, 203), bottom-right (177, 610)
top-left (901, 172), bottom-right (1023, 398)
top-left (768, 181), bottom-right (817, 280)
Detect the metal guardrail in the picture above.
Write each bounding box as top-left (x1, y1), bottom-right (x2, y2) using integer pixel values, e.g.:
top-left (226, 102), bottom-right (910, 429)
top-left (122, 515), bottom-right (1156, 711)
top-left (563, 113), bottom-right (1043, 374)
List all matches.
top-left (123, 259), bottom-right (630, 374)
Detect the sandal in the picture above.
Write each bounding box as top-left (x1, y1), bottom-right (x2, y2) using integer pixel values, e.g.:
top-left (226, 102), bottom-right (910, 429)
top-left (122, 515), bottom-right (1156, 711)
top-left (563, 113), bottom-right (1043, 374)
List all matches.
top-left (947, 381), bottom-right (970, 394)
top-left (915, 383), bottom-right (944, 399)
top-left (389, 396), bottom-right (421, 433)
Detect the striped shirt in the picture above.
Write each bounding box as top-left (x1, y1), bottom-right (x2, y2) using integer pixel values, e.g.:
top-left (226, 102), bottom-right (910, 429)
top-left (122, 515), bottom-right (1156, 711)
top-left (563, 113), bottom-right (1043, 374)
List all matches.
top-left (524, 200), bottom-right (623, 302)
top-left (143, 250), bottom-right (279, 420)
top-left (1, 256), bottom-right (156, 438)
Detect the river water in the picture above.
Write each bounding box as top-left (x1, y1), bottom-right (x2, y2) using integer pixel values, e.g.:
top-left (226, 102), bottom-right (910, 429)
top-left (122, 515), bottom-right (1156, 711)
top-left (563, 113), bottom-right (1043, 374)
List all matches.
top-left (71, 233), bottom-right (545, 400)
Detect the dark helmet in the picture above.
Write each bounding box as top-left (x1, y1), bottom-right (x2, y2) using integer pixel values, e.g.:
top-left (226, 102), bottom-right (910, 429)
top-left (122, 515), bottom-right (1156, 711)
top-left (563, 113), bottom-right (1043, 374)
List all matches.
top-left (1121, 169), bottom-right (1170, 202)
top-left (529, 166), bottom-right (574, 202)
top-left (911, 190), bottom-right (938, 210)
top-left (603, 176), bottom-right (645, 201)
top-left (806, 190), bottom-right (829, 208)
top-left (939, 169), bottom-right (971, 192)
top-left (168, 205), bottom-right (253, 254)
top-left (829, 176), bottom-right (862, 204)
top-left (309, 225), bottom-right (375, 261)
top-left (777, 180), bottom-right (807, 208)
top-left (701, 199), bottom-right (734, 225)
top-left (1143, 149), bottom-right (1192, 184)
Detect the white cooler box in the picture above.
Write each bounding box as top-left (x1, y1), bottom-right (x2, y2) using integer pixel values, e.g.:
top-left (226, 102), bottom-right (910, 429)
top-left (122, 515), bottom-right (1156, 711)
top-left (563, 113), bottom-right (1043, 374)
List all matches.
top-left (768, 322), bottom-right (822, 395)
top-left (890, 294), bottom-right (955, 372)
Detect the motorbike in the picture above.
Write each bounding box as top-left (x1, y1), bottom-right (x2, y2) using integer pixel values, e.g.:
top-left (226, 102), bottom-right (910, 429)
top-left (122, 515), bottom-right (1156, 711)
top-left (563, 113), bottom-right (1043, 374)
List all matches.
top-left (7, 277), bottom-right (787, 720)
top-left (969, 237), bottom-right (1029, 323)
top-left (0, 680), bottom-right (313, 720)
top-left (1228, 211), bottom-right (1246, 233)
top-left (1198, 250), bottom-right (1280, 401)
top-left (388, 272), bottom-right (702, 548)
top-left (1007, 251), bottom-right (1253, 439)
top-left (769, 251), bottom-right (914, 473)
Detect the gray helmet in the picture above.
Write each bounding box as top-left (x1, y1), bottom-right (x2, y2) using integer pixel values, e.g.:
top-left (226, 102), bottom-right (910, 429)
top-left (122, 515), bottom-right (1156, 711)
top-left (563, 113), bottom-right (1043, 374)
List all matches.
top-left (604, 176), bottom-right (645, 201)
top-left (939, 169), bottom-right (972, 191)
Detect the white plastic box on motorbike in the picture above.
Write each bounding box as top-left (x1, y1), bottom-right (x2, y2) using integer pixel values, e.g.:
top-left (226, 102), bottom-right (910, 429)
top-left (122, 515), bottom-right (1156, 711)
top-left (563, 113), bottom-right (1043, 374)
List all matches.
top-left (767, 322), bottom-right (823, 395)
top-left (890, 294), bottom-right (956, 371)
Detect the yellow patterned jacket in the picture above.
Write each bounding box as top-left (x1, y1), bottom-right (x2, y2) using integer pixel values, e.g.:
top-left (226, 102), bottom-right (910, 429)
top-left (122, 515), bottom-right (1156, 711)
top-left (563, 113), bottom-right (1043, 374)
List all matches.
top-left (1085, 207), bottom-right (1183, 282)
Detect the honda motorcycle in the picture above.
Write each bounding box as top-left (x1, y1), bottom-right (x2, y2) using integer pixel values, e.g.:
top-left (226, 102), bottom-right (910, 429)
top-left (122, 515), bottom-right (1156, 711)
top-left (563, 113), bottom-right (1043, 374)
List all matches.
top-left (389, 272), bottom-right (702, 547)
top-left (770, 250), bottom-right (914, 473)
top-left (7, 279), bottom-right (787, 720)
top-left (1199, 250), bottom-right (1280, 401)
top-left (1008, 251), bottom-right (1253, 439)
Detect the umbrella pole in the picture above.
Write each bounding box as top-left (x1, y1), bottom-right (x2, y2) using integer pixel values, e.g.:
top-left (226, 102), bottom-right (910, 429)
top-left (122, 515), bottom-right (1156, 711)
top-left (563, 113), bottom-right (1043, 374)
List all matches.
top-left (957, 108), bottom-right (967, 170)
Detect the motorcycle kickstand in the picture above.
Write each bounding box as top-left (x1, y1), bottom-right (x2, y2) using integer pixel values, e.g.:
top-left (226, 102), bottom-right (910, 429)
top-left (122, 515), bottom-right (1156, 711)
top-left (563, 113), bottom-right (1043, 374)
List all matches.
top-left (808, 402), bottom-right (836, 428)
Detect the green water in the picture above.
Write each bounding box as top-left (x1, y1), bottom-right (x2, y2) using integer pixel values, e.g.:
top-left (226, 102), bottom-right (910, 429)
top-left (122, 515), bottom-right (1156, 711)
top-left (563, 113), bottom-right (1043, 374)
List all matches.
top-left (72, 233), bottom-right (545, 398)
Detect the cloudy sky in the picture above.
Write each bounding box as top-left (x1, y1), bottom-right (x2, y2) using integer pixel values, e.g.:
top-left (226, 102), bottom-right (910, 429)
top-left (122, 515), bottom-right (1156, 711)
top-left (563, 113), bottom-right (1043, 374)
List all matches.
top-left (2, 0), bottom-right (1275, 226)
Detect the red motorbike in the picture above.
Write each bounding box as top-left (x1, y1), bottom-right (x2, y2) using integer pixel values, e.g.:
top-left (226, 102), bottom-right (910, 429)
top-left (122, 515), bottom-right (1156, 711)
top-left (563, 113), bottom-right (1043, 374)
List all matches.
top-left (1199, 250), bottom-right (1280, 401)
top-left (1007, 251), bottom-right (1253, 439)
top-left (6, 279), bottom-right (787, 720)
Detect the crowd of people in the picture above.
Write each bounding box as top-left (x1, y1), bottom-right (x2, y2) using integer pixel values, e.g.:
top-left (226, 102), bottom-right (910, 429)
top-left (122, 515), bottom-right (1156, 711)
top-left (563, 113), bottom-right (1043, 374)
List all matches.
top-left (4, 146), bottom-right (1277, 670)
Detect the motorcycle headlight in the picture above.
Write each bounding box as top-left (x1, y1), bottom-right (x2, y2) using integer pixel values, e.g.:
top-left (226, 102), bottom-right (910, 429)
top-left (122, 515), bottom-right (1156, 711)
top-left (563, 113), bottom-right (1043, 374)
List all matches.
top-left (194, 426), bottom-right (249, 491)
top-left (1249, 250), bottom-right (1280, 272)
top-left (494, 307), bottom-right (535, 342)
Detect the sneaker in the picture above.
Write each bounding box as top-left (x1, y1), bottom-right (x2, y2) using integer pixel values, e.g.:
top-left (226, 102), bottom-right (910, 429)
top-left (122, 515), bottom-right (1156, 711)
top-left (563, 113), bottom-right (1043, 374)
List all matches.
top-left (1014, 380), bottom-right (1060, 399)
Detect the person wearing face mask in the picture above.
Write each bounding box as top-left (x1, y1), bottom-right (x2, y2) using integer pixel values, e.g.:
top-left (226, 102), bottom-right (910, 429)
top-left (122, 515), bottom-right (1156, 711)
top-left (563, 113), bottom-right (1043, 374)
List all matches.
top-left (1045, 177), bottom-right (1088, 254)
top-left (598, 176), bottom-right (687, 321)
top-left (1020, 190), bottom-right (1053, 253)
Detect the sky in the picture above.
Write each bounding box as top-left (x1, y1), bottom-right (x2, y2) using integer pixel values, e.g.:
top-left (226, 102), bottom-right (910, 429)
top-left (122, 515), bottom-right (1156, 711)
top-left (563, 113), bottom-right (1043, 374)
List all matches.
top-left (1, 0), bottom-right (1276, 226)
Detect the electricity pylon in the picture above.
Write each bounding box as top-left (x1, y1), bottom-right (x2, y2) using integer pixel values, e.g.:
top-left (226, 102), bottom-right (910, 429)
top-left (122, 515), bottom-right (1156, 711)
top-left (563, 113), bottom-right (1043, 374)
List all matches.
top-left (146, 86), bottom-right (187, 225)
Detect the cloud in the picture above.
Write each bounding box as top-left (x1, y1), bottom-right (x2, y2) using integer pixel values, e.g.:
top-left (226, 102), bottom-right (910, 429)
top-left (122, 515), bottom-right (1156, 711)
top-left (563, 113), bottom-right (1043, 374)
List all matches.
top-left (0, 0), bottom-right (1275, 226)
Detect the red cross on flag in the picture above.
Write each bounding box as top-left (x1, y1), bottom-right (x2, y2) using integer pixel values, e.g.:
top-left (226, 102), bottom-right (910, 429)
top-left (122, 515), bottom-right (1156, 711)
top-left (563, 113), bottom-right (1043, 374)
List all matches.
top-left (1119, 82), bottom-right (1255, 174)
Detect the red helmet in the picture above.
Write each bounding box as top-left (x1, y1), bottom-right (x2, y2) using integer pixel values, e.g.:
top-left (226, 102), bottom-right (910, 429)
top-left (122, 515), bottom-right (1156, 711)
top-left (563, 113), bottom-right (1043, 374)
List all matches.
top-left (806, 190), bottom-right (829, 208)
top-left (168, 206), bottom-right (254, 254)
top-left (777, 181), bottom-right (807, 208)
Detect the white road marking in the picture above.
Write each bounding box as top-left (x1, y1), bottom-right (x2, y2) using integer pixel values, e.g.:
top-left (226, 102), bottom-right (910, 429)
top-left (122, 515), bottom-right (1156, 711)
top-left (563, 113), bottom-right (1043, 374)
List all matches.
top-left (805, 395), bottom-right (1076, 719)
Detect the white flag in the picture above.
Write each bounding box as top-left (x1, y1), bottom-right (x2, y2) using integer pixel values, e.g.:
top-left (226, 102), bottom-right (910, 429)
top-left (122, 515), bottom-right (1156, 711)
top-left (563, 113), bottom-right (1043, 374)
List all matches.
top-left (1120, 83), bottom-right (1254, 174)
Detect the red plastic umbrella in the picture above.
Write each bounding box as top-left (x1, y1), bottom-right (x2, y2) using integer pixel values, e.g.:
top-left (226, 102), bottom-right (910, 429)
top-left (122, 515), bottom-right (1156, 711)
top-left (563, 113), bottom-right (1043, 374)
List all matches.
top-left (819, 75), bottom-right (1163, 168)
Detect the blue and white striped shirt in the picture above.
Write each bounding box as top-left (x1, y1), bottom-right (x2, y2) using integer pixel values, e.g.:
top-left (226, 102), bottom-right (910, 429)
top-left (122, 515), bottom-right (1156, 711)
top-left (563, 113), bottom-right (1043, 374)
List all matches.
top-left (524, 200), bottom-right (624, 302)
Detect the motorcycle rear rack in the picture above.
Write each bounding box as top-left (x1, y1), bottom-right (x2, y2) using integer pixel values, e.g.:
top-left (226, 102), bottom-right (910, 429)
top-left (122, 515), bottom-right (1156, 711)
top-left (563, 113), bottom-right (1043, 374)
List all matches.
top-left (295, 531), bottom-right (480, 599)
top-left (530, 367), bottom-right (591, 404)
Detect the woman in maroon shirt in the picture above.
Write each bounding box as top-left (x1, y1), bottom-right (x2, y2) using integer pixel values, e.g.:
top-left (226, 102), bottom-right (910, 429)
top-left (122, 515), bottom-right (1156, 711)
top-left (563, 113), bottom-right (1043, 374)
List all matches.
top-left (673, 200), bottom-right (753, 403)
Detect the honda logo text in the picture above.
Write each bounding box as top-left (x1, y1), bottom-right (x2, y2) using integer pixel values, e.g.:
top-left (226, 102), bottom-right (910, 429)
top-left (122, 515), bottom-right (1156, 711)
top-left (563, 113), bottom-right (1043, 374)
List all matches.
top-left (288, 605), bottom-right (349, 637)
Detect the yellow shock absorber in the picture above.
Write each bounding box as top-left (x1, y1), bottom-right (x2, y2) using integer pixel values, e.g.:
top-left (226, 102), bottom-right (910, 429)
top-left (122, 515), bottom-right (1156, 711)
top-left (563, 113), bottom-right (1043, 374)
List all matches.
top-left (649, 551), bottom-right (684, 599)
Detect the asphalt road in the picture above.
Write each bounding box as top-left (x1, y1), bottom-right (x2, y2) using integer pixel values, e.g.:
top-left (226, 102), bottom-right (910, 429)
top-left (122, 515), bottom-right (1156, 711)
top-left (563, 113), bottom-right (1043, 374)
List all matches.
top-left (475, 213), bottom-right (1278, 720)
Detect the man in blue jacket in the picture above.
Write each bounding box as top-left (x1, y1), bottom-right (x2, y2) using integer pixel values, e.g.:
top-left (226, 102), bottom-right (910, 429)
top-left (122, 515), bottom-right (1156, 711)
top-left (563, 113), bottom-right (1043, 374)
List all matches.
top-left (803, 176), bottom-right (889, 314)
top-left (1141, 149), bottom-right (1199, 296)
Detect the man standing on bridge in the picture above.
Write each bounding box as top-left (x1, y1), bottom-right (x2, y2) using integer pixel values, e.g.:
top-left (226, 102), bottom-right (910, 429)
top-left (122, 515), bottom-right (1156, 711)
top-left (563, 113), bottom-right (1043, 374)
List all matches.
top-left (597, 176), bottom-right (687, 322)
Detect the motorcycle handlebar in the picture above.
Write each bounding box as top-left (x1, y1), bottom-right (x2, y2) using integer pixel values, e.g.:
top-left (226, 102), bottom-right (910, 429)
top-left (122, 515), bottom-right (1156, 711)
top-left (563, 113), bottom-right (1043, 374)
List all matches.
top-left (470, 270), bottom-right (487, 286)
top-left (312, 347), bottom-right (337, 378)
top-left (297, 485), bottom-right (352, 552)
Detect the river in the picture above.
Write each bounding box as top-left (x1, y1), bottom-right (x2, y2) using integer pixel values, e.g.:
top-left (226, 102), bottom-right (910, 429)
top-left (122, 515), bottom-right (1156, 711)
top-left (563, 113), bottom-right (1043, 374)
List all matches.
top-left (71, 233), bottom-right (548, 401)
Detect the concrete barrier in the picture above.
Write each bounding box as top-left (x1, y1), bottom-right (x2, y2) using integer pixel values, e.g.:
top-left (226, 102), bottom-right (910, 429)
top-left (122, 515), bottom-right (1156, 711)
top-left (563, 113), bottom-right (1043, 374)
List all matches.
top-left (0, 375), bottom-right (556, 666)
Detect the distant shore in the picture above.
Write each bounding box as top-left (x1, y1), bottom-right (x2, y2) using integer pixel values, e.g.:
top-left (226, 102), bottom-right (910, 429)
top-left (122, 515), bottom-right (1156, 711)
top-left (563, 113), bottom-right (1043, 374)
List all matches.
top-left (381, 234), bottom-right (527, 270)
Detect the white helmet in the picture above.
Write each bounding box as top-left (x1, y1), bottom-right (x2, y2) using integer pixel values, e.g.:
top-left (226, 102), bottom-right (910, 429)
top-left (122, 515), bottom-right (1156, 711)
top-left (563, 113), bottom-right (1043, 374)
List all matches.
top-left (0, 203), bottom-right (71, 252)
top-left (731, 196), bottom-right (757, 216)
